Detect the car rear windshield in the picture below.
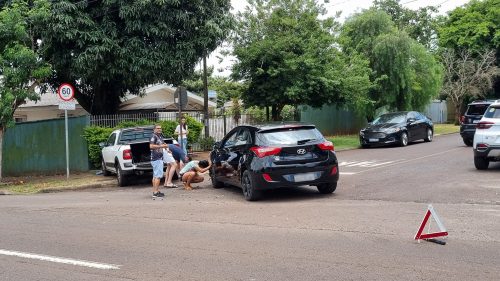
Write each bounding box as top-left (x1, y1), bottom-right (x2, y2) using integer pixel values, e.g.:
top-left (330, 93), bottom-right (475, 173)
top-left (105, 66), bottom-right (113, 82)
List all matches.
top-left (256, 127), bottom-right (324, 146)
top-left (483, 106), bottom-right (500, 119)
top-left (118, 128), bottom-right (153, 144)
top-left (466, 104), bottom-right (490, 115)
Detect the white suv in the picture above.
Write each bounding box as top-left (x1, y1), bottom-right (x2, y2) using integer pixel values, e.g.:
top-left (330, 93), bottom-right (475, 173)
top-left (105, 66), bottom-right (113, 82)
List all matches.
top-left (473, 100), bottom-right (500, 170)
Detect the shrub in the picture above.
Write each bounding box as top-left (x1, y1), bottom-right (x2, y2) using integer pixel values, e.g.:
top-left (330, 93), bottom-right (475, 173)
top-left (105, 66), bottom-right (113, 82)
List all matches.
top-left (82, 126), bottom-right (114, 169)
top-left (198, 136), bottom-right (215, 151)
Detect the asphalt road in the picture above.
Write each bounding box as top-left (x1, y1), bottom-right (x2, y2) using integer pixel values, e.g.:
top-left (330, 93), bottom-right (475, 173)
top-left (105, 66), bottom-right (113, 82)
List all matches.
top-left (1, 133), bottom-right (499, 281)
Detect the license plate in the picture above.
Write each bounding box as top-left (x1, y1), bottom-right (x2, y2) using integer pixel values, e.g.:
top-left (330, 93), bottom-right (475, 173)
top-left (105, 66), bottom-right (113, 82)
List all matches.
top-left (473, 120), bottom-right (480, 123)
top-left (369, 138), bottom-right (379, 142)
top-left (294, 173), bottom-right (316, 182)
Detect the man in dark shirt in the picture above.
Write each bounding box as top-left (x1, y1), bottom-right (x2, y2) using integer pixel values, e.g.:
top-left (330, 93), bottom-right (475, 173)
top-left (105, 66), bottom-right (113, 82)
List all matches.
top-left (164, 143), bottom-right (188, 186)
top-left (150, 124), bottom-right (168, 197)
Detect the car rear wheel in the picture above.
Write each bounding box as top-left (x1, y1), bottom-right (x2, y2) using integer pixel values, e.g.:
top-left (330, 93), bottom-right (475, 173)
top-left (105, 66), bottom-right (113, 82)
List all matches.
top-left (474, 156), bottom-right (489, 170)
top-left (101, 157), bottom-right (111, 176)
top-left (424, 128), bottom-right (433, 142)
top-left (463, 138), bottom-right (473, 147)
top-left (211, 167), bottom-right (224, 189)
top-left (116, 164), bottom-right (128, 186)
top-left (317, 182), bottom-right (337, 194)
top-left (242, 170), bottom-right (261, 201)
top-left (399, 132), bottom-right (408, 147)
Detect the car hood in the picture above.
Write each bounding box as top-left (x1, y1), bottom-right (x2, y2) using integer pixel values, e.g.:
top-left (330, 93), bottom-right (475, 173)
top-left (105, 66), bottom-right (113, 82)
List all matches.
top-left (362, 123), bottom-right (402, 131)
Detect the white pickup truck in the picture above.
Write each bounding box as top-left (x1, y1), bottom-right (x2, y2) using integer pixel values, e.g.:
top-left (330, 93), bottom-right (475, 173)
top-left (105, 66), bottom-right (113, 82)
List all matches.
top-left (100, 126), bottom-right (175, 186)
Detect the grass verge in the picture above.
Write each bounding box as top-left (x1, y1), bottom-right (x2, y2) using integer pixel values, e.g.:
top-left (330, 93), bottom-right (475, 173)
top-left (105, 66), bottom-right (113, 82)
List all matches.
top-left (0, 173), bottom-right (114, 195)
top-left (434, 123), bottom-right (459, 135)
top-left (327, 135), bottom-right (360, 151)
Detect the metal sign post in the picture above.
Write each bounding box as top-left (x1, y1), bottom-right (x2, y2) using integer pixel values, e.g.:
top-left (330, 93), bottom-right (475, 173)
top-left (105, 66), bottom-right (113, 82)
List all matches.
top-left (57, 83), bottom-right (76, 180)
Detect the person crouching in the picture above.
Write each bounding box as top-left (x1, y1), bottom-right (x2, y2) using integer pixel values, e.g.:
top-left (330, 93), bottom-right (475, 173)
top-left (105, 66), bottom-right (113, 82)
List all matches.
top-left (178, 160), bottom-right (211, 190)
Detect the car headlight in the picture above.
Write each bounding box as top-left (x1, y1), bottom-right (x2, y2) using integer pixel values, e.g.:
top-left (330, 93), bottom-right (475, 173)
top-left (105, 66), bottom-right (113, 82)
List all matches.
top-left (360, 130), bottom-right (365, 136)
top-left (387, 127), bottom-right (401, 133)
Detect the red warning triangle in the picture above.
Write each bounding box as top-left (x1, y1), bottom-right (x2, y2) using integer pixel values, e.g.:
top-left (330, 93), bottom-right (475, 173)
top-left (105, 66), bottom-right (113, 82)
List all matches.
top-left (414, 204), bottom-right (448, 240)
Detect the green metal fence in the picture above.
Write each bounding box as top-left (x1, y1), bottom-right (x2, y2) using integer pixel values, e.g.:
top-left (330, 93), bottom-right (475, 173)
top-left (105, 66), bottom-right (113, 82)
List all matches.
top-left (300, 105), bottom-right (367, 136)
top-left (2, 116), bottom-right (90, 176)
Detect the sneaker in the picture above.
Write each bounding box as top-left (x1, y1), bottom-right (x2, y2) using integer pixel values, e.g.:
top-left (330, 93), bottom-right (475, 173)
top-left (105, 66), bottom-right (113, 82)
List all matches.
top-left (152, 192), bottom-right (159, 198)
top-left (157, 191), bottom-right (165, 197)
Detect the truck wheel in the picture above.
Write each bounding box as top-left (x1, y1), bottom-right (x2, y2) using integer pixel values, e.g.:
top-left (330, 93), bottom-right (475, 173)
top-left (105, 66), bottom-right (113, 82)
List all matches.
top-left (242, 170), bottom-right (261, 201)
top-left (116, 164), bottom-right (128, 186)
top-left (474, 156), bottom-right (489, 170)
top-left (463, 138), bottom-right (473, 147)
top-left (101, 157), bottom-right (111, 176)
top-left (317, 182), bottom-right (337, 194)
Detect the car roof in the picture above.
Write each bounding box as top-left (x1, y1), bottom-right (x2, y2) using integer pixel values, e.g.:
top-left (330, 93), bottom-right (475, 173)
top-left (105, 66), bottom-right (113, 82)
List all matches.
top-left (235, 122), bottom-right (317, 132)
top-left (468, 100), bottom-right (495, 105)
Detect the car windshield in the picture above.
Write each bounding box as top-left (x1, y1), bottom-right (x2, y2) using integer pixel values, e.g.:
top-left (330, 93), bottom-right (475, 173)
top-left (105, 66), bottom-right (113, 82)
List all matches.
top-left (483, 106), bottom-right (500, 119)
top-left (372, 114), bottom-right (406, 125)
top-left (118, 128), bottom-right (154, 144)
top-left (257, 127), bottom-right (324, 146)
top-left (467, 104), bottom-right (490, 115)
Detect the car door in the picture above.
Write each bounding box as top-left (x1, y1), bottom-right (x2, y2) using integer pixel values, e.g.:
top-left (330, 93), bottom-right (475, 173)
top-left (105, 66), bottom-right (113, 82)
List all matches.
top-left (406, 112), bottom-right (420, 141)
top-left (212, 128), bottom-right (240, 184)
top-left (102, 132), bottom-right (118, 170)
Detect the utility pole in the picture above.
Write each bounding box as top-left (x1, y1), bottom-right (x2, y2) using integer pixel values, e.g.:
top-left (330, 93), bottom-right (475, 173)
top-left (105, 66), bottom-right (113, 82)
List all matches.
top-left (203, 55), bottom-right (209, 138)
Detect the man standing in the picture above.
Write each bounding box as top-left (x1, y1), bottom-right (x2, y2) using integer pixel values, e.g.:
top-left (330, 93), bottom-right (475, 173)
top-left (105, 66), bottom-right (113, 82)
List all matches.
top-left (150, 124), bottom-right (168, 198)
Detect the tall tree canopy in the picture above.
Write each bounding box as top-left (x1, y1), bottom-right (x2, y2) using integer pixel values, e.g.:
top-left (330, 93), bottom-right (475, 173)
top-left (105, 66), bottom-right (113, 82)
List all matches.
top-left (373, 0), bottom-right (439, 50)
top-left (0, 0), bottom-right (52, 180)
top-left (41, 0), bottom-right (233, 114)
top-left (340, 9), bottom-right (443, 120)
top-left (438, 0), bottom-right (500, 97)
top-left (231, 0), bottom-right (371, 120)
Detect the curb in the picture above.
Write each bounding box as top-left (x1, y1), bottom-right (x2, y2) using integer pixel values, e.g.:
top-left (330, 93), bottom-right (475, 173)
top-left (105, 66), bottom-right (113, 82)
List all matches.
top-left (39, 181), bottom-right (117, 193)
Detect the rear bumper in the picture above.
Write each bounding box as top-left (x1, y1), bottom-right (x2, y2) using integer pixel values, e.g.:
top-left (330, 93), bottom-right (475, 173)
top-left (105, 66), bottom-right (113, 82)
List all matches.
top-left (460, 126), bottom-right (476, 140)
top-left (474, 145), bottom-right (500, 159)
top-left (249, 164), bottom-right (339, 190)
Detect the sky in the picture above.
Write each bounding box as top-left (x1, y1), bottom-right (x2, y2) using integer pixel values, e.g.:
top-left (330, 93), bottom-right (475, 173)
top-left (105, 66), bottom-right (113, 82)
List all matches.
top-left (204, 0), bottom-right (471, 76)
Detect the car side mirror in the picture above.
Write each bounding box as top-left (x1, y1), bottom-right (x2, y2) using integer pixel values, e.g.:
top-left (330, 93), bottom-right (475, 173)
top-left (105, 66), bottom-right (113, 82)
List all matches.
top-left (99, 142), bottom-right (107, 148)
top-left (407, 118), bottom-right (416, 123)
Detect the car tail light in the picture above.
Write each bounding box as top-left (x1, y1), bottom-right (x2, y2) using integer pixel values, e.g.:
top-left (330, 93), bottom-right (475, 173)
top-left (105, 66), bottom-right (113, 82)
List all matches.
top-left (250, 146), bottom-right (282, 158)
top-left (262, 173), bottom-right (273, 182)
top-left (477, 143), bottom-right (489, 149)
top-left (123, 149), bottom-right (132, 160)
top-left (317, 141), bottom-right (335, 151)
top-left (460, 115), bottom-right (466, 124)
top-left (476, 121), bottom-right (494, 129)
top-left (330, 166), bottom-right (338, 175)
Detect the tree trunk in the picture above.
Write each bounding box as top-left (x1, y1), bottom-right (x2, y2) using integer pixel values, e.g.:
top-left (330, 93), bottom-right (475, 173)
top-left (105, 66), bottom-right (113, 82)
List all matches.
top-left (74, 82), bottom-right (122, 114)
top-left (0, 128), bottom-right (3, 181)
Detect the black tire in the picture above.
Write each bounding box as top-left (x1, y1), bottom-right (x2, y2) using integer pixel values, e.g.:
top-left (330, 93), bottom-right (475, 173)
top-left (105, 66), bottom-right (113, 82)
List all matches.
top-left (463, 138), bottom-right (473, 147)
top-left (474, 156), bottom-right (489, 170)
top-left (241, 170), bottom-right (261, 201)
top-left (211, 167), bottom-right (224, 189)
top-left (424, 128), bottom-right (433, 142)
top-left (399, 132), bottom-right (408, 147)
top-left (116, 164), bottom-right (128, 187)
top-left (317, 182), bottom-right (337, 194)
top-left (101, 157), bottom-right (111, 176)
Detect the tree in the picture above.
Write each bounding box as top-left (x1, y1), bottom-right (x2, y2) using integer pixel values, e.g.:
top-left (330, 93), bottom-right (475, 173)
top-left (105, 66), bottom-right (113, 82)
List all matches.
top-left (41, 0), bottom-right (233, 114)
top-left (231, 0), bottom-right (371, 120)
top-left (373, 0), bottom-right (440, 50)
top-left (340, 9), bottom-right (443, 120)
top-left (438, 0), bottom-right (500, 97)
top-left (0, 0), bottom-right (51, 180)
top-left (440, 48), bottom-right (498, 123)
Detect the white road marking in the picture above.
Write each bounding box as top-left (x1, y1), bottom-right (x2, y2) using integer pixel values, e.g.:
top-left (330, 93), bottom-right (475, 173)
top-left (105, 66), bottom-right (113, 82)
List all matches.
top-left (355, 147), bottom-right (463, 174)
top-left (339, 160), bottom-right (397, 168)
top-left (0, 249), bottom-right (120, 270)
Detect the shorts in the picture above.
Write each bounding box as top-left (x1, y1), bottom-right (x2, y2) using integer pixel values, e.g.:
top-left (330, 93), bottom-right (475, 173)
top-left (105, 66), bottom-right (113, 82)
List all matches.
top-left (163, 149), bottom-right (175, 164)
top-left (151, 160), bottom-right (164, 179)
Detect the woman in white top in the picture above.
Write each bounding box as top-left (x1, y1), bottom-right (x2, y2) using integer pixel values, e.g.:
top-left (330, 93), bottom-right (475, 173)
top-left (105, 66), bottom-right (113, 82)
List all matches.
top-left (174, 117), bottom-right (188, 156)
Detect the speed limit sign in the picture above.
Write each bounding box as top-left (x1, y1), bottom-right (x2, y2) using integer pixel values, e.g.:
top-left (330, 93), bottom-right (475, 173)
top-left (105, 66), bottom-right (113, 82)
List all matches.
top-left (57, 83), bottom-right (75, 101)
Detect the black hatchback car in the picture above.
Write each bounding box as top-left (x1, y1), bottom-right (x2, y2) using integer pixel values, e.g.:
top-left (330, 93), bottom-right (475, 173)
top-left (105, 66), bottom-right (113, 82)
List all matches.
top-left (460, 100), bottom-right (494, 146)
top-left (209, 123), bottom-right (339, 201)
top-left (359, 111), bottom-right (434, 147)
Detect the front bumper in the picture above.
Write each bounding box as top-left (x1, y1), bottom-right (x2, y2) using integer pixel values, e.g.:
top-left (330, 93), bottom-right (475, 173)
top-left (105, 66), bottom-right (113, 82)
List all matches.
top-left (359, 131), bottom-right (400, 146)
